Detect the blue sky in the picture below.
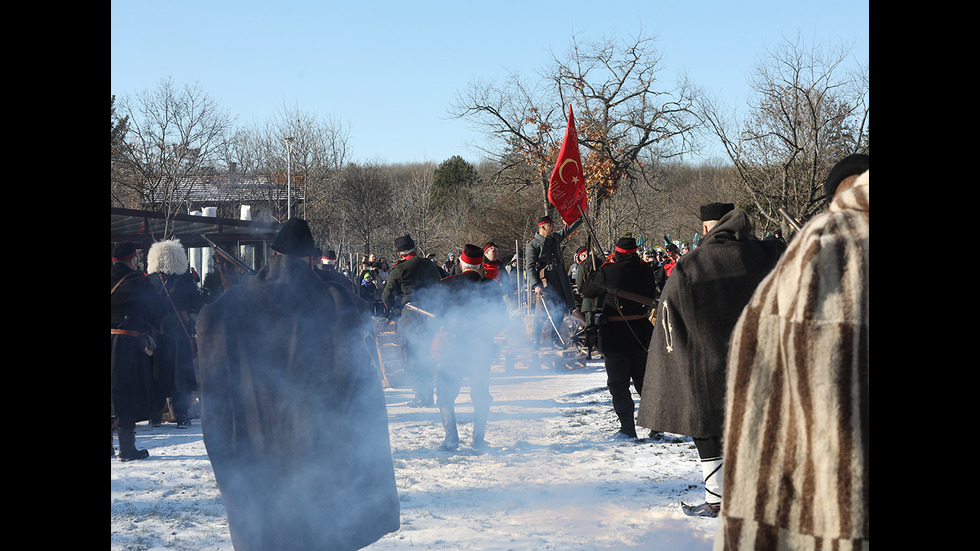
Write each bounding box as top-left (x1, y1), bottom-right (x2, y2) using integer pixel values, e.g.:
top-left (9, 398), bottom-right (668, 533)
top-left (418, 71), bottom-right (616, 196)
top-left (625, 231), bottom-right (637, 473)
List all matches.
top-left (111, 1), bottom-right (869, 166)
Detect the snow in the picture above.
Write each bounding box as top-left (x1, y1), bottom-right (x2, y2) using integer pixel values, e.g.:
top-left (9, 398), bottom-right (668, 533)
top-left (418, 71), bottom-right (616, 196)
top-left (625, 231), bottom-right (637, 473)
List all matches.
top-left (111, 361), bottom-right (718, 550)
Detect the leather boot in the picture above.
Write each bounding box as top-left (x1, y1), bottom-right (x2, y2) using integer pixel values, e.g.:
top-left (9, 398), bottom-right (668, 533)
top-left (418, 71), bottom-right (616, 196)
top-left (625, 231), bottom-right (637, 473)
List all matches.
top-left (439, 404), bottom-right (459, 451)
top-left (116, 416), bottom-right (150, 461)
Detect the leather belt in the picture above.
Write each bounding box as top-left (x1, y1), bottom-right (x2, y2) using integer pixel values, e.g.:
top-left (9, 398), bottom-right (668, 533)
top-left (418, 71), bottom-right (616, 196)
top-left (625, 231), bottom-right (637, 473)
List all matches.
top-left (111, 329), bottom-right (141, 337)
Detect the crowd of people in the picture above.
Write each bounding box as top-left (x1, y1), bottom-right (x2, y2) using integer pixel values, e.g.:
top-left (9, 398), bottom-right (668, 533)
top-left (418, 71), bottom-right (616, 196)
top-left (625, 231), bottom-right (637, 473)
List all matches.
top-left (111, 154), bottom-right (868, 550)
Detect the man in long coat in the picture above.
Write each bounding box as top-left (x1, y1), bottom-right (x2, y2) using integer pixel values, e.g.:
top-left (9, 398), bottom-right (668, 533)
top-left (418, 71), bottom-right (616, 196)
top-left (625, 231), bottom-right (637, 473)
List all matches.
top-left (637, 203), bottom-right (785, 517)
top-left (715, 159), bottom-right (869, 550)
top-left (147, 238), bottom-right (204, 428)
top-left (196, 218), bottom-right (399, 551)
top-left (525, 214), bottom-right (583, 346)
top-left (111, 242), bottom-right (167, 460)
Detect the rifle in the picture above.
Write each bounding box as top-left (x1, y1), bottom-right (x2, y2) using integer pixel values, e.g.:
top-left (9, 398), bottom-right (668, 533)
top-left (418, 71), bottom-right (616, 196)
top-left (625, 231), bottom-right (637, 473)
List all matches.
top-left (200, 234), bottom-right (254, 290)
top-left (778, 208), bottom-right (804, 233)
top-left (595, 282), bottom-right (655, 308)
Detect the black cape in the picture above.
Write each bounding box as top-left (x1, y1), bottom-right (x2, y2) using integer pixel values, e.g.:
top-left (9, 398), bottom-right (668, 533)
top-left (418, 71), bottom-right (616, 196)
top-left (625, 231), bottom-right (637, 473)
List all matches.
top-left (196, 255), bottom-right (399, 550)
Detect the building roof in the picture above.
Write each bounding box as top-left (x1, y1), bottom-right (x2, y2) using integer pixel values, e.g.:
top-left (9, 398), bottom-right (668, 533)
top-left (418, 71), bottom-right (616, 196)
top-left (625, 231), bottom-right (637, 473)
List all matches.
top-left (110, 207), bottom-right (282, 250)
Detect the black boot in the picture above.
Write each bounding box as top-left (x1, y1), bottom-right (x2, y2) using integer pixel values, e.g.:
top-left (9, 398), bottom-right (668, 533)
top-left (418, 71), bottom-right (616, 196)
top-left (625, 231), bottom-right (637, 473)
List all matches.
top-left (116, 417), bottom-right (150, 461)
top-left (439, 404), bottom-right (459, 451)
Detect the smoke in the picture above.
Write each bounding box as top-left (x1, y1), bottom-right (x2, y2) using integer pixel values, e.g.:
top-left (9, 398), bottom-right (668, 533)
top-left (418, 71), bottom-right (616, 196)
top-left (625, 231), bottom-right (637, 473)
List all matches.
top-left (195, 256), bottom-right (400, 549)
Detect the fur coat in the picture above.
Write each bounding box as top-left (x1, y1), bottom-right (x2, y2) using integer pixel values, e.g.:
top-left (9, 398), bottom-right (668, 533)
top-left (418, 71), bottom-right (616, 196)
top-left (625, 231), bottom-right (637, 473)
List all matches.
top-left (714, 171), bottom-right (869, 550)
top-left (196, 254), bottom-right (399, 550)
top-left (637, 209), bottom-right (785, 438)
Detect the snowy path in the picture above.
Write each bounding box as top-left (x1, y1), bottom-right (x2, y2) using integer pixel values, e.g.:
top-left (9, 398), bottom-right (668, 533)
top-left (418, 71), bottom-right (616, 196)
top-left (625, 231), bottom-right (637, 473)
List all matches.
top-left (111, 362), bottom-right (718, 550)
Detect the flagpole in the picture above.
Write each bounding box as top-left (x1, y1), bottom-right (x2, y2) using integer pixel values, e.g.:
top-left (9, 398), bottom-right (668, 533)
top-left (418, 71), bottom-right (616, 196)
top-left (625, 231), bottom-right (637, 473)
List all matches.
top-left (577, 204), bottom-right (605, 260)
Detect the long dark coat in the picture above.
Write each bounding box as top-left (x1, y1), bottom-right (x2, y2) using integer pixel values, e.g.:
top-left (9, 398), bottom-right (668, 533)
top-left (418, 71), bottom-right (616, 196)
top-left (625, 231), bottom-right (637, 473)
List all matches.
top-left (111, 262), bottom-right (167, 420)
top-left (524, 217), bottom-right (583, 312)
top-left (637, 209), bottom-right (785, 438)
top-left (148, 272), bottom-right (204, 397)
top-left (195, 255), bottom-right (399, 551)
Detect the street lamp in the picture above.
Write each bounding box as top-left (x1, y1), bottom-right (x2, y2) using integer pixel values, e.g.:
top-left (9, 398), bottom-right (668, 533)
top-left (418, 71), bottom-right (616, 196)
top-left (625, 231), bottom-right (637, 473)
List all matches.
top-left (284, 136), bottom-right (295, 219)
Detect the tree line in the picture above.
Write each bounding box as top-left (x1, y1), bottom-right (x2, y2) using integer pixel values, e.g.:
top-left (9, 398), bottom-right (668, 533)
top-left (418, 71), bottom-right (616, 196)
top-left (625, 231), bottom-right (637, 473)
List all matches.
top-left (111, 32), bottom-right (868, 263)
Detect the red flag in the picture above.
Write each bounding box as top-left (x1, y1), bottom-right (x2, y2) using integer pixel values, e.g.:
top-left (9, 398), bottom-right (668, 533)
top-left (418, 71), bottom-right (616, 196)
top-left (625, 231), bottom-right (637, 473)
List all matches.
top-left (548, 106), bottom-right (588, 225)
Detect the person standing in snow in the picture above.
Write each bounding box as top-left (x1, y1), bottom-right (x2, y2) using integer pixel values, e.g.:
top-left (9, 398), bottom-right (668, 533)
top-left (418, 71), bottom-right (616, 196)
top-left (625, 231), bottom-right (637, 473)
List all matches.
top-left (195, 218), bottom-right (399, 550)
top-left (637, 203), bottom-right (785, 518)
top-left (525, 214), bottom-right (583, 347)
top-left (581, 236), bottom-right (657, 440)
top-left (715, 157), bottom-right (869, 549)
top-left (147, 238), bottom-right (204, 429)
top-left (433, 244), bottom-right (501, 451)
top-left (111, 242), bottom-right (167, 461)
top-left (382, 233), bottom-right (445, 407)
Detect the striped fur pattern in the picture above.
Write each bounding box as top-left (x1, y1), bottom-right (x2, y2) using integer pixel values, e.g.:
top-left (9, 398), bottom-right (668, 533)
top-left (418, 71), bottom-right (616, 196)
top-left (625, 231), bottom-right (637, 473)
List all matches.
top-left (715, 171), bottom-right (869, 550)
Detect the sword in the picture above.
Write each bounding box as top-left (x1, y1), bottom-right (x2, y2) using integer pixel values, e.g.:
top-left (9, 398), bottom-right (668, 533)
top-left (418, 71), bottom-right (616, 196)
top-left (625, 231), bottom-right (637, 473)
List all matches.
top-left (537, 293), bottom-right (565, 346)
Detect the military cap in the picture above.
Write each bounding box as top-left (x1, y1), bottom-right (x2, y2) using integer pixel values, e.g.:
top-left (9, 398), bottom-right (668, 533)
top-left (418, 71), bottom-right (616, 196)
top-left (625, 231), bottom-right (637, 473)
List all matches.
top-left (112, 242), bottom-right (138, 262)
top-left (614, 237), bottom-right (638, 254)
top-left (460, 244), bottom-right (484, 266)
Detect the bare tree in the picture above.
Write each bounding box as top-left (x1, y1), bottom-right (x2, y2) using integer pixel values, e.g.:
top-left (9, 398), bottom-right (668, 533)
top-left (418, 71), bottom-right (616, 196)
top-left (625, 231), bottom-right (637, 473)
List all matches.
top-left (338, 162), bottom-right (393, 255)
top-left (451, 32), bottom-right (699, 223)
top-left (113, 77), bottom-right (234, 236)
top-left (698, 34), bottom-right (869, 236)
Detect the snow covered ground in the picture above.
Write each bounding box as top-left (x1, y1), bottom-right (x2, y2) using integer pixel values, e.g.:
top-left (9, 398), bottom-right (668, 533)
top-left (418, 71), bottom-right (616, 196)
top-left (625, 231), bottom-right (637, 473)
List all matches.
top-left (111, 360), bottom-right (718, 550)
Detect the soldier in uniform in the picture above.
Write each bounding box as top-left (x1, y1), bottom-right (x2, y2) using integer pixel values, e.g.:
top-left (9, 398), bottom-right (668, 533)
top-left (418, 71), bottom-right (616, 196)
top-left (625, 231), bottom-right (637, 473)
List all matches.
top-left (581, 236), bottom-right (657, 440)
top-left (433, 244), bottom-right (502, 451)
top-left (525, 214), bottom-right (583, 346)
top-left (382, 234), bottom-right (444, 407)
top-left (315, 248), bottom-right (353, 291)
top-left (147, 238), bottom-right (205, 429)
top-left (637, 203), bottom-right (786, 517)
top-left (111, 242), bottom-right (167, 460)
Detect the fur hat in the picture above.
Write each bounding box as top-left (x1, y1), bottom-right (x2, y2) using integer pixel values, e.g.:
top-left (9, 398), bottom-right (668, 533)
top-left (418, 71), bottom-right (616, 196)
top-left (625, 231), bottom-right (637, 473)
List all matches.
top-left (147, 239), bottom-right (188, 275)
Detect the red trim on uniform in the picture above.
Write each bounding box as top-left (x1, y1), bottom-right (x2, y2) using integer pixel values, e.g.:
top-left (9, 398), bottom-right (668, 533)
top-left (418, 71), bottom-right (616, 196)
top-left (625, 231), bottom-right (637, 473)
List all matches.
top-left (460, 251), bottom-right (482, 265)
top-left (614, 246), bottom-right (637, 254)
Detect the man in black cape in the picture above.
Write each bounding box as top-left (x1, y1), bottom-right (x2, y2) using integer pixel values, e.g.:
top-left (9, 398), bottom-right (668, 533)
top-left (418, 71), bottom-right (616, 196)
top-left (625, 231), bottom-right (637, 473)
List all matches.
top-left (637, 203), bottom-right (785, 518)
top-left (196, 218), bottom-right (399, 550)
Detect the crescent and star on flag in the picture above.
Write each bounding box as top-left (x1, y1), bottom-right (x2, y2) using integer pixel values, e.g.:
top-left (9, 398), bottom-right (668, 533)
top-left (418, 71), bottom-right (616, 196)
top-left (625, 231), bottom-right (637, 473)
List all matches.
top-left (547, 105), bottom-right (589, 225)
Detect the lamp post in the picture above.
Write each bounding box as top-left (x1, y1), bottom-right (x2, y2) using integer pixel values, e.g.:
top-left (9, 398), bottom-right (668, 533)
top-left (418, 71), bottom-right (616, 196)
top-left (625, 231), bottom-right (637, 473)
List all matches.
top-left (284, 136), bottom-right (295, 219)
